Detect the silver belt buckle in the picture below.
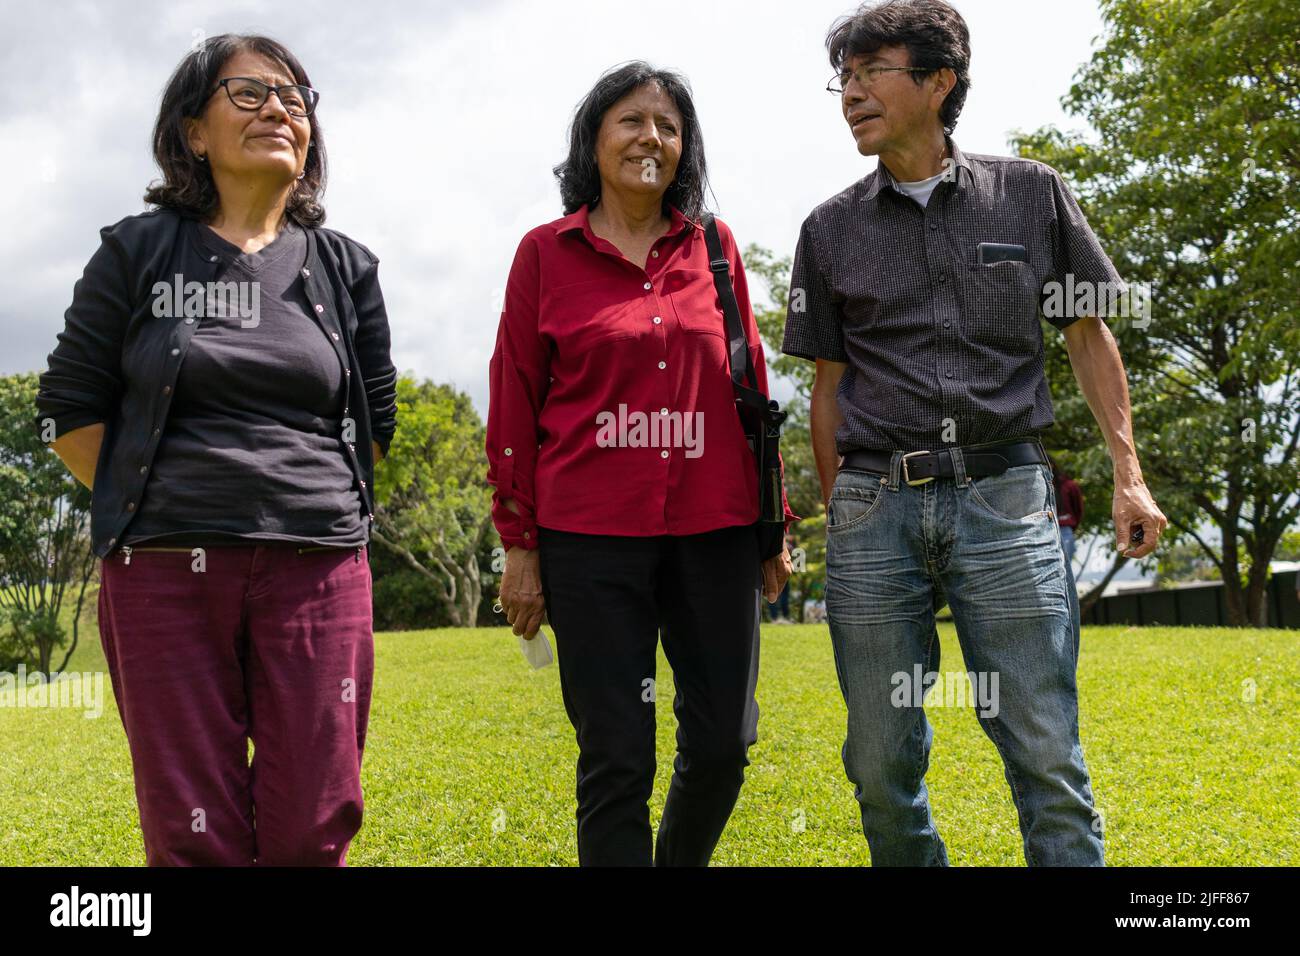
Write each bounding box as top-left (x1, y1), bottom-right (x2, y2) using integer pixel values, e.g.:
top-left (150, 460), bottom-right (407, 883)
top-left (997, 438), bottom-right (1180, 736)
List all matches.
top-left (901, 450), bottom-right (935, 486)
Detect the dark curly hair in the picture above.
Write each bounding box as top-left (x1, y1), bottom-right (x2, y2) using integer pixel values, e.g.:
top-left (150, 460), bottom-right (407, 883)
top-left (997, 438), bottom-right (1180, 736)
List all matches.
top-left (553, 61), bottom-right (709, 218)
top-left (144, 34), bottom-right (327, 226)
top-left (827, 0), bottom-right (971, 135)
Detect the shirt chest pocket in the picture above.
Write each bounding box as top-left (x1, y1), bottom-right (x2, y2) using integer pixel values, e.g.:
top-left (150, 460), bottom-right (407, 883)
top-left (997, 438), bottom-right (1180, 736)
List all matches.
top-left (960, 260), bottom-right (1042, 352)
top-left (662, 269), bottom-right (725, 338)
top-left (542, 278), bottom-right (648, 358)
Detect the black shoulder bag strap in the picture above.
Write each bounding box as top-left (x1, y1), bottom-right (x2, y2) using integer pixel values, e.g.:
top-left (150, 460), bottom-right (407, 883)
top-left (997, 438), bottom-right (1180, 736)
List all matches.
top-left (701, 213), bottom-right (789, 558)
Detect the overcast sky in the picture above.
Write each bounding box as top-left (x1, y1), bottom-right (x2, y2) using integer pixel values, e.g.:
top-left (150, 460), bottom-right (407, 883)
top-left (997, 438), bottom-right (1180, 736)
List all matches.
top-left (1, 0), bottom-right (1109, 410)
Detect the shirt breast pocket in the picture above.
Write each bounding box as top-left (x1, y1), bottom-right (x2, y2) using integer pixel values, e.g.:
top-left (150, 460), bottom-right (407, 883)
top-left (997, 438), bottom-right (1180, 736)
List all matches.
top-left (669, 293), bottom-right (726, 338)
top-left (662, 270), bottom-right (725, 338)
top-left (962, 259), bottom-right (1042, 353)
top-left (542, 278), bottom-right (644, 357)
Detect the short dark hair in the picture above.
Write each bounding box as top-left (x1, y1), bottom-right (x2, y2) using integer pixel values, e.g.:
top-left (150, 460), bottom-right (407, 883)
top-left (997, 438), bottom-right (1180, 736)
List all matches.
top-left (144, 34), bottom-right (328, 226)
top-left (826, 0), bottom-right (971, 134)
top-left (553, 61), bottom-right (709, 218)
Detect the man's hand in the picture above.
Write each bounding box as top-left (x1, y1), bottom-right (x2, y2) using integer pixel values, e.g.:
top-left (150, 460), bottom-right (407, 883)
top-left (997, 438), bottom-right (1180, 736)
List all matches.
top-left (1113, 479), bottom-right (1166, 559)
top-left (762, 548), bottom-right (794, 603)
top-left (499, 546), bottom-right (546, 639)
top-left (811, 360), bottom-right (848, 505)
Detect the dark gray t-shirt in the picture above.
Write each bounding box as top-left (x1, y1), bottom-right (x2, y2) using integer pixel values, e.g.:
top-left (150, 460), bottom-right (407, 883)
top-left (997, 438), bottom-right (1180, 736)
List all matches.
top-left (124, 220), bottom-right (366, 547)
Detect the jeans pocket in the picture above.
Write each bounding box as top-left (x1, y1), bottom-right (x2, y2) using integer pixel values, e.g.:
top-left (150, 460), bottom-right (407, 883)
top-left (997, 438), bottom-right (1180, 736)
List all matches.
top-left (967, 463), bottom-right (1052, 521)
top-left (827, 471), bottom-right (886, 533)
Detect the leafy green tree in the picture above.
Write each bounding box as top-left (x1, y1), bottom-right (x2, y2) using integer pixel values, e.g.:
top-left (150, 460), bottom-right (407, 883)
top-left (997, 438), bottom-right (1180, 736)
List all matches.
top-left (745, 243), bottom-right (821, 518)
top-left (372, 376), bottom-right (494, 627)
top-left (1156, 539), bottom-right (1226, 586)
top-left (745, 243), bottom-right (825, 620)
top-left (0, 373), bottom-right (95, 675)
top-left (1276, 529), bottom-right (1300, 562)
top-left (1013, 0), bottom-right (1300, 625)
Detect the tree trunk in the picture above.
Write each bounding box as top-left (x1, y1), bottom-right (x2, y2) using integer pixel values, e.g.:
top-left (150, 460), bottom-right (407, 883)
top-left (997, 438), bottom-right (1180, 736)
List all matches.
top-left (456, 575), bottom-right (479, 629)
top-left (430, 534), bottom-right (475, 628)
top-left (37, 638), bottom-right (52, 680)
top-left (56, 548), bottom-right (96, 674)
top-left (459, 514), bottom-right (495, 627)
top-left (371, 527), bottom-right (457, 623)
top-left (1218, 521), bottom-right (1250, 626)
top-left (1079, 553), bottom-right (1129, 617)
top-left (1244, 545), bottom-right (1275, 628)
top-left (372, 516), bottom-right (491, 629)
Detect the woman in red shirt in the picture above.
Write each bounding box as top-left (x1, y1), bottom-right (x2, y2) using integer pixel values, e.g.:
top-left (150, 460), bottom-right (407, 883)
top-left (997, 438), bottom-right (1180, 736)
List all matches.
top-left (487, 61), bottom-right (794, 866)
top-left (1050, 455), bottom-right (1084, 568)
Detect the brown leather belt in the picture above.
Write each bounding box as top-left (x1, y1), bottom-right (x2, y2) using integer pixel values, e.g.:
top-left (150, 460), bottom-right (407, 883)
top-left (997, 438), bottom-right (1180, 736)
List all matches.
top-left (840, 440), bottom-right (1048, 486)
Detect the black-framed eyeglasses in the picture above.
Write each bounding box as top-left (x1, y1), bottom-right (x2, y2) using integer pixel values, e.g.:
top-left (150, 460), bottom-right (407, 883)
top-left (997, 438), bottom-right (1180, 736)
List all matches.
top-left (211, 77), bottom-right (320, 118)
top-left (827, 65), bottom-right (931, 95)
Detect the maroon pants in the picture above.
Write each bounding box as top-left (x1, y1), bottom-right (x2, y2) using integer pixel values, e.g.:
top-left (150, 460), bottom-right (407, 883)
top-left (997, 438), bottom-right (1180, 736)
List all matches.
top-left (97, 543), bottom-right (375, 866)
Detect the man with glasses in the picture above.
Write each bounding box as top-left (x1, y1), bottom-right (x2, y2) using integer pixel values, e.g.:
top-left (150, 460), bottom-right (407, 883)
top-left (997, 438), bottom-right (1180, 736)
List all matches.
top-left (782, 0), bottom-right (1166, 865)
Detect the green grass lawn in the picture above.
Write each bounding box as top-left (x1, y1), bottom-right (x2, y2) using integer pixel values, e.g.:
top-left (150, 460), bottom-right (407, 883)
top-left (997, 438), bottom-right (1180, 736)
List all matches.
top-left (1, 604), bottom-right (1296, 865)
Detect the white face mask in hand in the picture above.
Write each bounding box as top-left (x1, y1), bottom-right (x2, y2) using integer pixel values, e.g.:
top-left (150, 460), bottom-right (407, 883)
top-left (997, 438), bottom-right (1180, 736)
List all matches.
top-left (517, 629), bottom-right (554, 669)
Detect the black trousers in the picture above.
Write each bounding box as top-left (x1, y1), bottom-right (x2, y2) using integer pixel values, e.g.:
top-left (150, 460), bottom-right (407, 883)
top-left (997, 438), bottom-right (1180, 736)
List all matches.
top-left (538, 523), bottom-right (762, 866)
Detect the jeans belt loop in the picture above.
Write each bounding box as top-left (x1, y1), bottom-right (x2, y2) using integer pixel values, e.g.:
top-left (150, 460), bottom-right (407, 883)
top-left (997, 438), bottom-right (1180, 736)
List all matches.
top-left (888, 450), bottom-right (904, 491)
top-left (949, 446), bottom-right (969, 486)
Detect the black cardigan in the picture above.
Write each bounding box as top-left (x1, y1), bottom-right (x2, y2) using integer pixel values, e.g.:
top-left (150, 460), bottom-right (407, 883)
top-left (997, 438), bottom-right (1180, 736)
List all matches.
top-left (35, 208), bottom-right (398, 558)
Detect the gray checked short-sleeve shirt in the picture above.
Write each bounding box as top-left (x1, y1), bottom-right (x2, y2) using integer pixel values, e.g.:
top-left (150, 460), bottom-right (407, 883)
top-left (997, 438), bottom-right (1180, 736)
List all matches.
top-left (781, 136), bottom-right (1123, 454)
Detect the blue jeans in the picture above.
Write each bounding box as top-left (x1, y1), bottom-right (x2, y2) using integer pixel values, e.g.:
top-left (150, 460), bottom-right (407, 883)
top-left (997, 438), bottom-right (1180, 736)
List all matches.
top-left (1059, 523), bottom-right (1076, 568)
top-left (825, 449), bottom-right (1102, 866)
top-left (767, 583), bottom-right (790, 620)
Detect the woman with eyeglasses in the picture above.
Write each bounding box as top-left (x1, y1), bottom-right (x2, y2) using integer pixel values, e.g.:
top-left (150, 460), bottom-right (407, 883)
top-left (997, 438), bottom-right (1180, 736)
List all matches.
top-left (487, 61), bottom-right (795, 866)
top-left (36, 34), bottom-right (397, 866)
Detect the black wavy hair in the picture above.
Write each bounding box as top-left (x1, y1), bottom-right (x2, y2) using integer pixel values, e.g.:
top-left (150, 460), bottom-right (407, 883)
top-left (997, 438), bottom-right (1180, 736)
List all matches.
top-left (553, 61), bottom-right (709, 218)
top-left (827, 0), bottom-right (971, 135)
top-left (144, 33), bottom-right (327, 226)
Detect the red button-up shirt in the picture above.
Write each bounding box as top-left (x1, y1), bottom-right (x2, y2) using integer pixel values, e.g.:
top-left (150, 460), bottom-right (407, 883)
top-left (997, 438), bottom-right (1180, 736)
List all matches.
top-left (487, 203), bottom-right (795, 551)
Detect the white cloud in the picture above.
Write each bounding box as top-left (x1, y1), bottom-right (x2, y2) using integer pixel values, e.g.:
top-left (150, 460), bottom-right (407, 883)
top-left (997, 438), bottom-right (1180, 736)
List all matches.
top-left (2, 0), bottom-right (1106, 414)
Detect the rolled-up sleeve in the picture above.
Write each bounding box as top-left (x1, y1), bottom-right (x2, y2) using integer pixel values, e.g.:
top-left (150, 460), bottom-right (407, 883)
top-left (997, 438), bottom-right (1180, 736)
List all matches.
top-left (486, 235), bottom-right (549, 551)
top-left (722, 220), bottom-right (800, 526)
top-left (1044, 167), bottom-right (1124, 330)
top-left (781, 216), bottom-right (846, 363)
top-left (35, 228), bottom-right (131, 439)
top-left (351, 258), bottom-right (399, 456)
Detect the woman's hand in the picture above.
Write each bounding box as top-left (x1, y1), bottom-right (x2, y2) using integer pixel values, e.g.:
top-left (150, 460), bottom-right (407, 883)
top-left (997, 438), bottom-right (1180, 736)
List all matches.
top-left (499, 546), bottom-right (547, 639)
top-left (761, 547), bottom-right (793, 604)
